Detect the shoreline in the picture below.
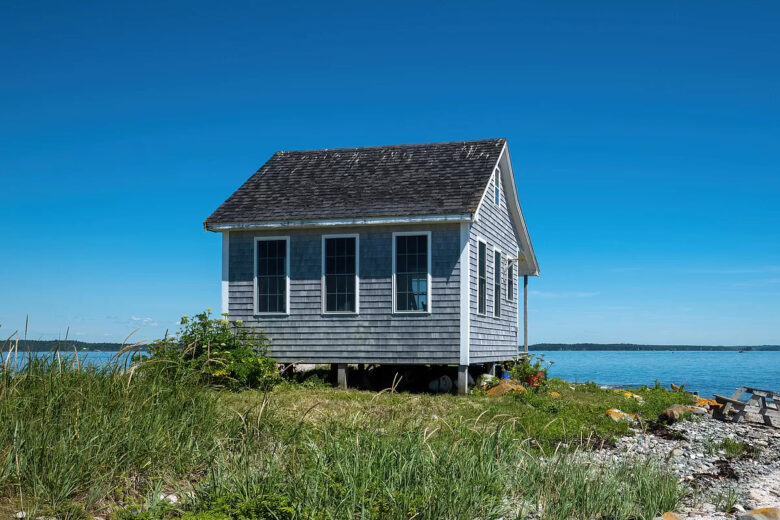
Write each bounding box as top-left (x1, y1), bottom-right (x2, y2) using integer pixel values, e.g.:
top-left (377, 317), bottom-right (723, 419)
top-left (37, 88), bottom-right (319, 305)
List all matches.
top-left (601, 407), bottom-right (780, 519)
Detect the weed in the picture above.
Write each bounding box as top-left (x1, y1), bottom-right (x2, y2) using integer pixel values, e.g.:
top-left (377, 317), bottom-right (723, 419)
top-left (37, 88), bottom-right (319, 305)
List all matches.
top-left (713, 487), bottom-right (740, 513)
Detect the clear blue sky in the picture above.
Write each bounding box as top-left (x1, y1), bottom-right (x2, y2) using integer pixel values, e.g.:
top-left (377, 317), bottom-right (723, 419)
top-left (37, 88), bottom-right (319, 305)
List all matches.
top-left (1, 1), bottom-right (778, 345)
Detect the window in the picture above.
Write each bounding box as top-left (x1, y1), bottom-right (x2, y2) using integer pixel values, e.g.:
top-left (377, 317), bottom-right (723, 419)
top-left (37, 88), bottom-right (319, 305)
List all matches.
top-left (493, 167), bottom-right (500, 205)
top-left (494, 250), bottom-right (501, 317)
top-left (507, 261), bottom-right (514, 301)
top-left (393, 232), bottom-right (431, 312)
top-left (255, 237), bottom-right (289, 314)
top-left (478, 240), bottom-right (487, 315)
top-left (322, 235), bottom-right (358, 313)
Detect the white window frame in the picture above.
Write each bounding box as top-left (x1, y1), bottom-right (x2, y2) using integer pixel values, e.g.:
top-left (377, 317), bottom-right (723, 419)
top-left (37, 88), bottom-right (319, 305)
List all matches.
top-left (392, 230), bottom-right (432, 314)
top-left (321, 233), bottom-right (360, 315)
top-left (476, 237), bottom-right (488, 316)
top-left (253, 236), bottom-right (290, 316)
top-left (493, 246), bottom-right (502, 318)
top-left (493, 167), bottom-right (501, 206)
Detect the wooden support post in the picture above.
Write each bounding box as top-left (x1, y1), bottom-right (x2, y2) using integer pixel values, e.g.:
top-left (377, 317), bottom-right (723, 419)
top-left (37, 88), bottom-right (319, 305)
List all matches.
top-left (523, 275), bottom-right (528, 354)
top-left (457, 365), bottom-right (469, 395)
top-left (337, 363), bottom-right (348, 389)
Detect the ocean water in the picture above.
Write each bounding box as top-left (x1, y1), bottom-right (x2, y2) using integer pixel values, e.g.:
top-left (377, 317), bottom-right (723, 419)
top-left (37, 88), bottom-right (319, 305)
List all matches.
top-left (3, 350), bottom-right (778, 398)
top-left (0, 350), bottom-right (135, 368)
top-left (536, 350), bottom-right (780, 397)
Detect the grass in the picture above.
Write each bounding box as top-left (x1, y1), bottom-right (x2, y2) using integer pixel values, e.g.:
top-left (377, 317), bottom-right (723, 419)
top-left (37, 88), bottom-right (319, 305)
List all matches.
top-left (0, 356), bottom-right (694, 520)
top-left (704, 437), bottom-right (761, 459)
top-left (712, 487), bottom-right (740, 513)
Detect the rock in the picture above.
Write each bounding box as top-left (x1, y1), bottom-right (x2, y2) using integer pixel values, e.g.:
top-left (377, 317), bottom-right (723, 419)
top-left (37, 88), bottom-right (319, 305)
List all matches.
top-left (696, 397), bottom-right (721, 409)
top-left (164, 494), bottom-right (179, 504)
top-left (748, 490), bottom-right (763, 502)
top-left (477, 373), bottom-right (496, 388)
top-left (738, 507), bottom-right (780, 520)
top-left (606, 409), bottom-right (636, 422)
top-left (428, 375), bottom-right (453, 393)
top-left (660, 404), bottom-right (692, 423)
top-left (486, 380), bottom-right (526, 397)
top-left (613, 389), bottom-right (646, 404)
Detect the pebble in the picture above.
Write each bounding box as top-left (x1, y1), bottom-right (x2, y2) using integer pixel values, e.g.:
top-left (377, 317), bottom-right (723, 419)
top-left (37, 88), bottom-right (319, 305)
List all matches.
top-left (594, 407), bottom-right (780, 520)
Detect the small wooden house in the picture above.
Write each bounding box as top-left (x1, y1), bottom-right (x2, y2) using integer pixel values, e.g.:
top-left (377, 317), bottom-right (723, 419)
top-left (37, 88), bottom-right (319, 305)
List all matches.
top-left (205, 138), bottom-right (539, 392)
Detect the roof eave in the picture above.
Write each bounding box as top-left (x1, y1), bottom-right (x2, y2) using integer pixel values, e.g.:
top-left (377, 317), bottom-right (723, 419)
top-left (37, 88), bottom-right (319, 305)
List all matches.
top-left (204, 213), bottom-right (474, 232)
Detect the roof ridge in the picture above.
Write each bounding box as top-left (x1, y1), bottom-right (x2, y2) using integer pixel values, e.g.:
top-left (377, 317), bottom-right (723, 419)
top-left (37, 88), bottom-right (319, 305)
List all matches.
top-left (277, 137), bottom-right (506, 155)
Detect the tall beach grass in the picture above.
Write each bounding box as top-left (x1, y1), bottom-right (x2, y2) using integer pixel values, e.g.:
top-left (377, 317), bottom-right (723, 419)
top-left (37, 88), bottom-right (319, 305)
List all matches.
top-left (0, 340), bottom-right (687, 519)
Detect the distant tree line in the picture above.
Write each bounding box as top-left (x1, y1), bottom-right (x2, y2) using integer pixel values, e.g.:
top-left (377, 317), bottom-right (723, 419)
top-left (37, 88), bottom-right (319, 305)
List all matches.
top-left (529, 343), bottom-right (780, 351)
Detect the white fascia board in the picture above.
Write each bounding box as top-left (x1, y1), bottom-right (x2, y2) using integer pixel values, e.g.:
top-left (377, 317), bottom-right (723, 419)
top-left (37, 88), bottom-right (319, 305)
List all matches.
top-left (205, 213), bottom-right (473, 232)
top-left (501, 144), bottom-right (540, 276)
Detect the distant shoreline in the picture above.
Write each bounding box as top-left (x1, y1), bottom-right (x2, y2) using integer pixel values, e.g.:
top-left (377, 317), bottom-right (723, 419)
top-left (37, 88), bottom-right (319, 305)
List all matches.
top-left (1, 340), bottom-right (144, 353)
top-left (7, 339), bottom-right (780, 353)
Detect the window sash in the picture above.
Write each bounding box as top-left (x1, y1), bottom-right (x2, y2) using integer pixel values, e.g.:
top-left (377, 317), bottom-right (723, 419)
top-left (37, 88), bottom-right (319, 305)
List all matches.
top-left (324, 237), bottom-right (357, 313)
top-left (256, 239), bottom-right (288, 314)
top-left (508, 263), bottom-right (514, 301)
top-left (493, 167), bottom-right (500, 205)
top-left (394, 234), bottom-right (430, 313)
top-left (494, 250), bottom-right (501, 317)
top-left (478, 241), bottom-right (487, 315)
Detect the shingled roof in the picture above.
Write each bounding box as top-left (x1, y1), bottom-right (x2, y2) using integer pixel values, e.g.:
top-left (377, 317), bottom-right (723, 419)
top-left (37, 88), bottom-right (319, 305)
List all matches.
top-left (204, 138), bottom-right (506, 228)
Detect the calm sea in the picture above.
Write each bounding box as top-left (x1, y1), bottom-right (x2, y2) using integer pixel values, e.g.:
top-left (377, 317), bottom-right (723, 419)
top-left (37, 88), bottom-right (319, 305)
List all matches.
top-left (536, 350), bottom-right (780, 397)
top-left (3, 350), bottom-right (778, 398)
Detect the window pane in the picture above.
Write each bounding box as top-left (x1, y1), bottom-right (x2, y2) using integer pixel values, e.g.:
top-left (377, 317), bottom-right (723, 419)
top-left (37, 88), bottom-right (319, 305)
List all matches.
top-left (508, 264), bottom-right (514, 301)
top-left (478, 242), bottom-right (487, 314)
top-left (324, 237), bottom-right (357, 312)
top-left (257, 239), bottom-right (287, 313)
top-left (494, 251), bottom-right (501, 317)
top-left (395, 235), bottom-right (429, 312)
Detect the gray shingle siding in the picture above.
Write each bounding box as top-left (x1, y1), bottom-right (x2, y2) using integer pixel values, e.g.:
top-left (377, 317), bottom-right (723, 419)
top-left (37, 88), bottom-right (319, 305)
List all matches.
top-left (469, 169), bottom-right (521, 363)
top-left (228, 224), bottom-right (462, 364)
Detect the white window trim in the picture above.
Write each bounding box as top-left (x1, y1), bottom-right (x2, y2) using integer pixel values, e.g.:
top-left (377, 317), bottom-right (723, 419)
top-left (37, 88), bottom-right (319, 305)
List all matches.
top-left (493, 246), bottom-right (502, 318)
top-left (476, 236), bottom-right (488, 316)
top-left (507, 250), bottom-right (516, 302)
top-left (253, 236), bottom-right (290, 316)
top-left (392, 230), bottom-right (432, 315)
top-left (321, 233), bottom-right (360, 315)
top-left (493, 167), bottom-right (501, 206)
top-left (221, 231), bottom-right (230, 316)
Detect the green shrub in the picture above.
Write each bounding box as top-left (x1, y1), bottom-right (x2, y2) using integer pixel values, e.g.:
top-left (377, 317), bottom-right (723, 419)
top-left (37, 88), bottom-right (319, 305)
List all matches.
top-left (505, 354), bottom-right (552, 387)
top-left (196, 493), bottom-right (295, 520)
top-left (115, 493), bottom-right (295, 520)
top-left (140, 310), bottom-right (280, 391)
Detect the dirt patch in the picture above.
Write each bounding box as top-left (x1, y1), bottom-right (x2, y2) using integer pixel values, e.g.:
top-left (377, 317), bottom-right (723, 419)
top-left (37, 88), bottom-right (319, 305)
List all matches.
top-left (646, 421), bottom-right (688, 441)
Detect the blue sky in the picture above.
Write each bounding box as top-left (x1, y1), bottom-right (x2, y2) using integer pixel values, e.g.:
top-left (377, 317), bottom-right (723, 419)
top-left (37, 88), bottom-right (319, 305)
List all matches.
top-left (1, 1), bottom-right (778, 345)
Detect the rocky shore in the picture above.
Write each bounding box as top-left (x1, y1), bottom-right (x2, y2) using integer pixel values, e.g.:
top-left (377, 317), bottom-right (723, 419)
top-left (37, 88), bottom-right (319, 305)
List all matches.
top-left (600, 409), bottom-right (779, 520)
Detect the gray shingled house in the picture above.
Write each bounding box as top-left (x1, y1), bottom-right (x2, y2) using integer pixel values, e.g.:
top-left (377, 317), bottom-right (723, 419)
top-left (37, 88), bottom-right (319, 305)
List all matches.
top-left (204, 138), bottom-right (539, 393)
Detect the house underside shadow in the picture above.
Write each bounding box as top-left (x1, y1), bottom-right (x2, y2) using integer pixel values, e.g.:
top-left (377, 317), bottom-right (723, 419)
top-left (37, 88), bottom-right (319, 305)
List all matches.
top-left (283, 363), bottom-right (503, 394)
